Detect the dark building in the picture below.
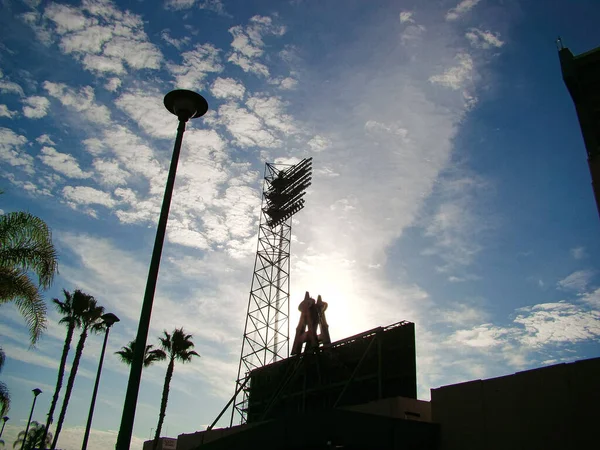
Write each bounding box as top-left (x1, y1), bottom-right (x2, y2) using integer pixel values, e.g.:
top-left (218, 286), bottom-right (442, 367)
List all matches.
top-left (431, 357), bottom-right (600, 450)
top-left (171, 321), bottom-right (599, 450)
top-left (559, 42), bottom-right (600, 216)
top-left (247, 321), bottom-right (417, 423)
top-left (177, 321), bottom-right (439, 450)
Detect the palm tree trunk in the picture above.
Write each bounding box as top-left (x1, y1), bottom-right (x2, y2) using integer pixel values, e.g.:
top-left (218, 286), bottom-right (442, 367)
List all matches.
top-left (50, 327), bottom-right (88, 449)
top-left (40, 322), bottom-right (74, 449)
top-left (153, 358), bottom-right (174, 450)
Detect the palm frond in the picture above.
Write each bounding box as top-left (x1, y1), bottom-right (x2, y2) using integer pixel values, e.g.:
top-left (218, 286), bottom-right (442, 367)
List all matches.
top-left (177, 350), bottom-right (200, 364)
top-left (161, 328), bottom-right (200, 362)
top-left (116, 340), bottom-right (167, 367)
top-left (0, 211), bottom-right (58, 289)
top-left (115, 341), bottom-right (135, 365)
top-left (145, 348), bottom-right (167, 367)
top-left (0, 267), bottom-right (47, 344)
top-left (12, 421), bottom-right (50, 449)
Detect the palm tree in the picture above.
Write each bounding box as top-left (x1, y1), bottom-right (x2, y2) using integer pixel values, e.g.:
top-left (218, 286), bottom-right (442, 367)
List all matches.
top-left (153, 328), bottom-right (199, 449)
top-left (13, 421), bottom-right (52, 450)
top-left (0, 348), bottom-right (9, 416)
top-left (0, 211), bottom-right (59, 344)
top-left (50, 296), bottom-right (104, 449)
top-left (115, 339), bottom-right (166, 368)
top-left (40, 289), bottom-right (90, 448)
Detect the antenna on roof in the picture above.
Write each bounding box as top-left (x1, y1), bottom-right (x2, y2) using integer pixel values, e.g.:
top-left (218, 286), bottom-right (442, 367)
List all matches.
top-left (556, 36), bottom-right (564, 51)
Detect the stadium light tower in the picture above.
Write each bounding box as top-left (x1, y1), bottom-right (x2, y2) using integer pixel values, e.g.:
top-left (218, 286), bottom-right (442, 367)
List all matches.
top-left (229, 158), bottom-right (312, 426)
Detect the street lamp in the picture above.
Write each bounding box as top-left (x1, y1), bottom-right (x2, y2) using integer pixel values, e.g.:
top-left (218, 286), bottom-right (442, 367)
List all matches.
top-left (21, 388), bottom-right (41, 450)
top-left (116, 90), bottom-right (208, 450)
top-left (81, 312), bottom-right (120, 450)
top-left (0, 416), bottom-right (8, 439)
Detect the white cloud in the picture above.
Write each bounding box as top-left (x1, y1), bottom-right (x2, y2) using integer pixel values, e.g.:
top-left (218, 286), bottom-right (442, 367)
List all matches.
top-left (571, 246), bottom-right (586, 260)
top-left (167, 43), bottom-right (223, 89)
top-left (164, 0), bottom-right (196, 9)
top-left (451, 323), bottom-right (509, 348)
top-left (446, 0), bottom-right (481, 21)
top-left (557, 269), bottom-right (595, 293)
top-left (116, 89), bottom-right (176, 139)
top-left (448, 274), bottom-right (480, 283)
top-left (38, 146), bottom-right (92, 179)
top-left (210, 77), bottom-right (245, 99)
top-left (19, 11), bottom-right (54, 44)
top-left (42, 1), bottom-right (163, 74)
top-left (307, 135), bottom-right (331, 153)
top-left (91, 125), bottom-right (166, 199)
top-left (436, 303), bottom-right (489, 326)
top-left (365, 120), bottom-right (409, 139)
top-left (227, 15), bottom-right (286, 77)
top-left (43, 3), bottom-right (88, 35)
top-left (429, 52), bottom-right (474, 90)
top-left (103, 37), bottom-right (163, 70)
top-left (246, 95), bottom-right (298, 134)
top-left (93, 159), bottom-right (130, 186)
top-left (161, 30), bottom-right (191, 49)
top-left (44, 82), bottom-right (111, 124)
top-left (399, 11), bottom-right (414, 24)
top-left (400, 24), bottom-right (426, 45)
top-left (105, 77), bottom-right (122, 92)
top-left (279, 77), bottom-right (298, 89)
top-left (449, 297), bottom-right (600, 358)
top-left (82, 54), bottom-right (126, 74)
top-left (164, 0), bottom-right (228, 15)
top-left (21, 0), bottom-right (42, 9)
top-left (423, 175), bottom-right (489, 270)
top-left (217, 102), bottom-right (279, 148)
top-left (22, 96), bottom-right (51, 118)
top-left (514, 302), bottom-right (600, 347)
top-left (197, 0), bottom-right (228, 15)
top-left (36, 134), bottom-right (56, 145)
top-left (0, 104), bottom-right (17, 118)
top-left (269, 76), bottom-right (298, 90)
top-left (0, 127), bottom-right (34, 174)
top-left (0, 80), bottom-right (24, 96)
top-left (466, 28), bottom-right (504, 49)
top-left (227, 53), bottom-right (270, 77)
top-left (62, 185), bottom-right (117, 208)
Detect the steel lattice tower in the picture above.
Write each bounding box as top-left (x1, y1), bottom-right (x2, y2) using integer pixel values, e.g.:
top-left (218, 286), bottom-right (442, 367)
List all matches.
top-left (231, 158), bottom-right (312, 426)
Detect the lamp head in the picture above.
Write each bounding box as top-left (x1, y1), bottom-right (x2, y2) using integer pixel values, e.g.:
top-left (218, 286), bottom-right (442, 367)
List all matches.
top-left (2, 416), bottom-right (8, 422)
top-left (32, 388), bottom-right (42, 397)
top-left (102, 312), bottom-right (120, 328)
top-left (164, 90), bottom-right (208, 121)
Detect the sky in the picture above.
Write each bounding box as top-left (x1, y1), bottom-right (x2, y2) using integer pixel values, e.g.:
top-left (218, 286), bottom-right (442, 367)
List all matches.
top-left (1, 0), bottom-right (600, 448)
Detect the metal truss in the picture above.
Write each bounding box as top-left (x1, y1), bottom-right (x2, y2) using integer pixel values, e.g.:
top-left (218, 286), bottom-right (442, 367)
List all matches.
top-left (231, 162), bottom-right (294, 426)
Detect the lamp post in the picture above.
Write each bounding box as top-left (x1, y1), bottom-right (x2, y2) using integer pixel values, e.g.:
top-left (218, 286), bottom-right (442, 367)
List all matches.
top-left (21, 388), bottom-right (41, 450)
top-left (116, 90), bottom-right (208, 450)
top-left (0, 416), bottom-right (8, 439)
top-left (82, 313), bottom-right (120, 450)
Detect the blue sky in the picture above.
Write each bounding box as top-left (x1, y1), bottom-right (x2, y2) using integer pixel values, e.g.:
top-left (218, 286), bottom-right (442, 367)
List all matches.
top-left (1, 0), bottom-right (600, 448)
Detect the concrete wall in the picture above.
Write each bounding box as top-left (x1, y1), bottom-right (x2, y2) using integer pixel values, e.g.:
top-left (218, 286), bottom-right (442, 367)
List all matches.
top-left (431, 357), bottom-right (600, 450)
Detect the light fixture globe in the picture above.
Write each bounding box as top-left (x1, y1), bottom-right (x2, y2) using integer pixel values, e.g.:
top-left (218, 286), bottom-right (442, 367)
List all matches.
top-left (164, 89), bottom-right (208, 121)
top-left (32, 388), bottom-right (42, 397)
